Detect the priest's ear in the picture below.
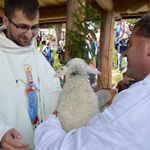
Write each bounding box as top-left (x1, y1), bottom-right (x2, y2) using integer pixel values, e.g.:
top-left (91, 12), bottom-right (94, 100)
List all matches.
top-left (3, 15), bottom-right (9, 27)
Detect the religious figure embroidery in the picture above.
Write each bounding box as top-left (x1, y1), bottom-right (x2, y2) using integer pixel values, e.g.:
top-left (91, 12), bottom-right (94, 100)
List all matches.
top-left (24, 64), bottom-right (39, 129)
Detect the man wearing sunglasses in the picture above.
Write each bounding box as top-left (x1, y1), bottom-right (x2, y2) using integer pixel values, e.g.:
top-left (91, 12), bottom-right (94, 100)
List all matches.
top-left (0, 0), bottom-right (62, 149)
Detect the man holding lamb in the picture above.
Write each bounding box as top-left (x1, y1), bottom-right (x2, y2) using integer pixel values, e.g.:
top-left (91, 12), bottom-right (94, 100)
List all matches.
top-left (34, 13), bottom-right (150, 150)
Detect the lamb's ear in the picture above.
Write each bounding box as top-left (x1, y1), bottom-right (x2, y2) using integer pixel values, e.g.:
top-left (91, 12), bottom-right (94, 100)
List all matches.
top-left (54, 66), bottom-right (68, 77)
top-left (85, 65), bottom-right (101, 75)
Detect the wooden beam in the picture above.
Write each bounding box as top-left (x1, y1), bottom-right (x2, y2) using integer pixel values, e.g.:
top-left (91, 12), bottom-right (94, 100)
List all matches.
top-left (1, 0), bottom-right (149, 24)
top-left (39, 5), bottom-right (66, 19)
top-left (39, 16), bottom-right (66, 24)
top-left (0, 8), bottom-right (4, 17)
top-left (0, 1), bottom-right (4, 8)
top-left (114, 0), bottom-right (150, 13)
top-left (95, 0), bottom-right (113, 11)
top-left (65, 0), bottom-right (83, 60)
top-left (115, 13), bottom-right (122, 20)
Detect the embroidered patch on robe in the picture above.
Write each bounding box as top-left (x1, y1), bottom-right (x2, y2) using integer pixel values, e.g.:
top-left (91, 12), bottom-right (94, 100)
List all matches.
top-left (24, 64), bottom-right (39, 129)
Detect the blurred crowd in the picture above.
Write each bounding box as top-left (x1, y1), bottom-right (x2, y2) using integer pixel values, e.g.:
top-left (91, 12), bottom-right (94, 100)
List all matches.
top-left (114, 21), bottom-right (133, 73)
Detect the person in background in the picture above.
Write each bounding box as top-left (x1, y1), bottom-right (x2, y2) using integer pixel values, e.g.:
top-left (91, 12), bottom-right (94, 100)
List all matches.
top-left (0, 0), bottom-right (62, 149)
top-left (34, 13), bottom-right (150, 150)
top-left (95, 29), bottom-right (100, 68)
top-left (114, 22), bottom-right (125, 38)
top-left (88, 59), bottom-right (96, 85)
top-left (116, 72), bottom-right (132, 93)
top-left (42, 41), bottom-right (54, 66)
top-left (87, 33), bottom-right (98, 61)
top-left (57, 38), bottom-right (65, 62)
top-left (115, 31), bottom-right (129, 73)
top-left (36, 32), bottom-right (41, 47)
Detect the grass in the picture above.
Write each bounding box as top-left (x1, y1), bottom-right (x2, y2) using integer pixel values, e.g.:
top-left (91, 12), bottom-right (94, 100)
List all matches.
top-left (52, 49), bottom-right (63, 71)
top-left (112, 48), bottom-right (126, 88)
top-left (112, 69), bottom-right (122, 88)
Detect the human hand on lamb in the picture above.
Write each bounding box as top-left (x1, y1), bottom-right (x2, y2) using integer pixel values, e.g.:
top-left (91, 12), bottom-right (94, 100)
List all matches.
top-left (53, 110), bottom-right (59, 117)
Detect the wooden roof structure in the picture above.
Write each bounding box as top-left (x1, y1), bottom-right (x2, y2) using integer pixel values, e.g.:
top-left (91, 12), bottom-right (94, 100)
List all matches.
top-left (0, 0), bottom-right (150, 24)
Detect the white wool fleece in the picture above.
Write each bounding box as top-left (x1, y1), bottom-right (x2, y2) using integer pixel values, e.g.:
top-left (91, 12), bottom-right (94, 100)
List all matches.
top-left (57, 75), bottom-right (99, 132)
top-left (55, 58), bottom-right (111, 132)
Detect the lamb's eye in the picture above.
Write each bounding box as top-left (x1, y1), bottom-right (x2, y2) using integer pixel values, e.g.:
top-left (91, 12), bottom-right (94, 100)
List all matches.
top-left (61, 68), bottom-right (63, 70)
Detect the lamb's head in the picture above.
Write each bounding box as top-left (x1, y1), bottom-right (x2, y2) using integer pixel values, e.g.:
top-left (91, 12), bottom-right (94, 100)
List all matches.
top-left (54, 58), bottom-right (101, 80)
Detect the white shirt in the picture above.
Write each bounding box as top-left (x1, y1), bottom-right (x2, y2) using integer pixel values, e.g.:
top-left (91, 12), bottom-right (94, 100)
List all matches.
top-left (34, 74), bottom-right (150, 150)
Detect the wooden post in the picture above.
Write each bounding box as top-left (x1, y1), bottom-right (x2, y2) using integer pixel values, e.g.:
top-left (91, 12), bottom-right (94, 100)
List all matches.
top-left (96, 10), bottom-right (117, 105)
top-left (65, 0), bottom-right (86, 61)
top-left (97, 10), bottom-right (115, 90)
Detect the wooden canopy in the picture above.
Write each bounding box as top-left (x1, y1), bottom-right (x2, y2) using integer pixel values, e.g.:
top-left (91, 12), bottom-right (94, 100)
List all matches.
top-left (0, 0), bottom-right (150, 24)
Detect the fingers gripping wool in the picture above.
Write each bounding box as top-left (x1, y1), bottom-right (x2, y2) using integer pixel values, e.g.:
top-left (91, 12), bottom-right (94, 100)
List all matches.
top-left (54, 58), bottom-right (101, 132)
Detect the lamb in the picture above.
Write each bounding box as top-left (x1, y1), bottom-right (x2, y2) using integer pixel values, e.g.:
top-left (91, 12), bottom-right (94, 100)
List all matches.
top-left (54, 58), bottom-right (111, 132)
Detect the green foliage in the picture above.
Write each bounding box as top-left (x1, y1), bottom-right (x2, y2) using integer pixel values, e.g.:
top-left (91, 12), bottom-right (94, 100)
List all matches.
top-left (67, 29), bottom-right (86, 58)
top-left (112, 47), bottom-right (127, 88)
top-left (53, 49), bottom-right (62, 71)
top-left (113, 47), bottom-right (118, 69)
top-left (126, 18), bottom-right (139, 25)
top-left (112, 70), bottom-right (122, 88)
top-left (66, 0), bottom-right (100, 63)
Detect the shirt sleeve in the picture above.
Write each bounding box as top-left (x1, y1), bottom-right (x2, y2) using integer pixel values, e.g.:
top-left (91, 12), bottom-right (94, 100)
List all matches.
top-left (34, 114), bottom-right (67, 150)
top-left (34, 89), bottom-right (150, 150)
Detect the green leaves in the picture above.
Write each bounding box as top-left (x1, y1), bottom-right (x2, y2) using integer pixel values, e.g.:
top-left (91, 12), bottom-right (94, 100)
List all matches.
top-left (66, 0), bottom-right (100, 63)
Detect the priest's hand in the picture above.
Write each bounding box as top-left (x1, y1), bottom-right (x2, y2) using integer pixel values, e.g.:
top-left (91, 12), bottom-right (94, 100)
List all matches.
top-left (1, 128), bottom-right (31, 150)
